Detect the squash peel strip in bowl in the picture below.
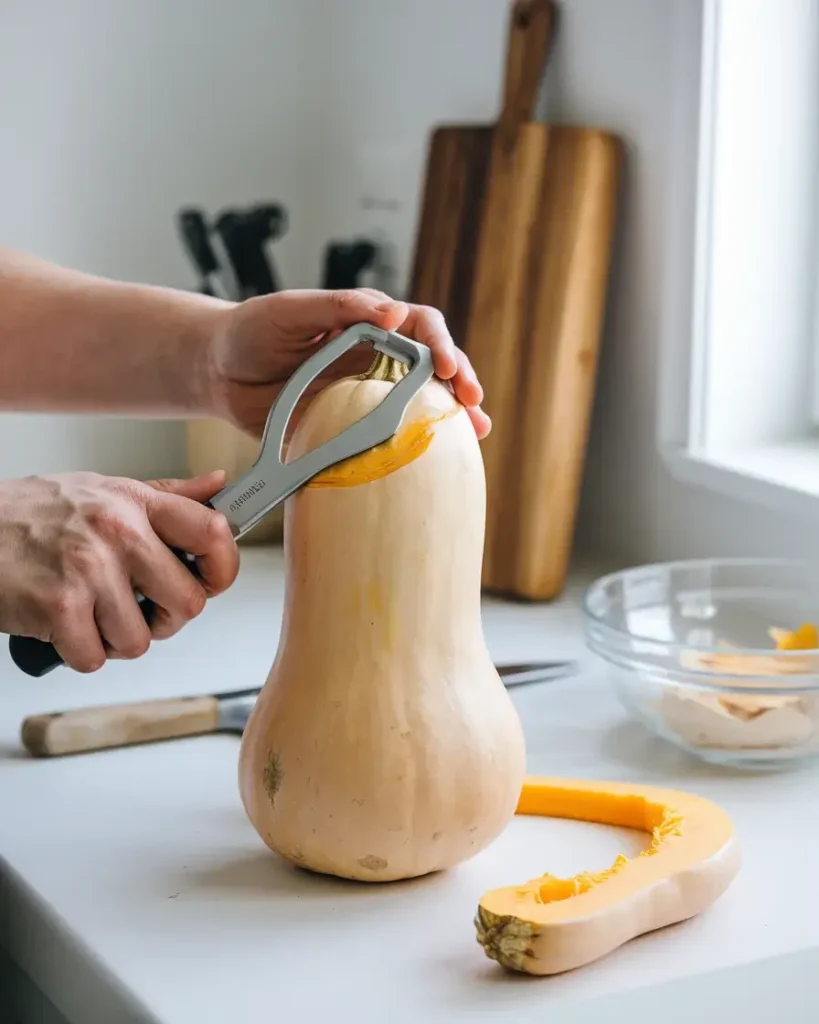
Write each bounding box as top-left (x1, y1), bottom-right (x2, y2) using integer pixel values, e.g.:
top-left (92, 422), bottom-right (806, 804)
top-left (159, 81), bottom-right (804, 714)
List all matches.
top-left (661, 622), bottom-right (819, 755)
top-left (475, 776), bottom-right (740, 975)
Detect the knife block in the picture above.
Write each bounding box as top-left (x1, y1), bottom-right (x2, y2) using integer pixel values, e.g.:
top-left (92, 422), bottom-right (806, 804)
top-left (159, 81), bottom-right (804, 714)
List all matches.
top-left (184, 419), bottom-right (284, 545)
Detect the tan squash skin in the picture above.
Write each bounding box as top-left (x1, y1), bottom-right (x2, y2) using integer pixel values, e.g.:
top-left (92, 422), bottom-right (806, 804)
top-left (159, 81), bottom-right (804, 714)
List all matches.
top-left (476, 776), bottom-right (741, 975)
top-left (238, 357), bottom-right (527, 882)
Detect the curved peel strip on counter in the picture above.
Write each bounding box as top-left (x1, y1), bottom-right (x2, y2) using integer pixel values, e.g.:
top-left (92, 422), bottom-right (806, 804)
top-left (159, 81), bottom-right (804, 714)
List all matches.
top-left (475, 776), bottom-right (741, 976)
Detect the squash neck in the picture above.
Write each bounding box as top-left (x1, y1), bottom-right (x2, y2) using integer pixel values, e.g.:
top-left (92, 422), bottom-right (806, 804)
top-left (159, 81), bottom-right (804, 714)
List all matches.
top-left (362, 351), bottom-right (408, 384)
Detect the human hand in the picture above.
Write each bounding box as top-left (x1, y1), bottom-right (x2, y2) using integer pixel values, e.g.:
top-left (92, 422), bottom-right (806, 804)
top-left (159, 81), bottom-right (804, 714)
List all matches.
top-left (204, 288), bottom-right (491, 441)
top-left (0, 470), bottom-right (238, 672)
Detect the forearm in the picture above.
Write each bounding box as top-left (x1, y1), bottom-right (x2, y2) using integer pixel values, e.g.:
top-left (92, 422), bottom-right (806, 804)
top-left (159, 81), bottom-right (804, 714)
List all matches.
top-left (0, 246), bottom-right (231, 416)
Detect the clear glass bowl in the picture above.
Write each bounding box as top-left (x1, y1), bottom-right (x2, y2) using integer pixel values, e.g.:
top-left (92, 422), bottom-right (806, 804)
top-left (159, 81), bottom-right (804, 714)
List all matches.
top-left (581, 558), bottom-right (819, 770)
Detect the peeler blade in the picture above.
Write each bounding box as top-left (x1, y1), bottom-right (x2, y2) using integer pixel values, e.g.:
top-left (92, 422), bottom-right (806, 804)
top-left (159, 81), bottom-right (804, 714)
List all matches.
top-left (208, 322), bottom-right (434, 538)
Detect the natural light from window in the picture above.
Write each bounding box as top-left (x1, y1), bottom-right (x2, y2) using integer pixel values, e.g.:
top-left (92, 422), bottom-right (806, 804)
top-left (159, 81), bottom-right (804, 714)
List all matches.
top-left (662, 0), bottom-right (819, 519)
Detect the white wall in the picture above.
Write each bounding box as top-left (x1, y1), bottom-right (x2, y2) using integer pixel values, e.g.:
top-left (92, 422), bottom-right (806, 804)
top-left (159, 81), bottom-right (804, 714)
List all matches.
top-left (314, 0), bottom-right (511, 296)
top-left (0, 0), bottom-right (509, 480)
top-left (315, 0), bottom-right (740, 568)
top-left (0, 0), bottom-right (319, 287)
top-left (2, 0), bottom-right (804, 568)
top-left (0, 0), bottom-right (319, 480)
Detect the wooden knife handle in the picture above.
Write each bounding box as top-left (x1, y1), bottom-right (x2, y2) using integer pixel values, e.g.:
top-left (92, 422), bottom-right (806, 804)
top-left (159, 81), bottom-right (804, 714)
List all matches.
top-left (20, 695), bottom-right (220, 757)
top-left (500, 0), bottom-right (556, 129)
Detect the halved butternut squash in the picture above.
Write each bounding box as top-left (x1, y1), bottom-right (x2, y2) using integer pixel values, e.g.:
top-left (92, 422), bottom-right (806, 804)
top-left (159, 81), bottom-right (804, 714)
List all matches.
top-left (475, 776), bottom-right (740, 975)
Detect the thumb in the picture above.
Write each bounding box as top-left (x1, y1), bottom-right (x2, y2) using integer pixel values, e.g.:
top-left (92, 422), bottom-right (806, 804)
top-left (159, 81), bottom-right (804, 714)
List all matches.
top-left (260, 288), bottom-right (410, 338)
top-left (144, 469), bottom-right (228, 502)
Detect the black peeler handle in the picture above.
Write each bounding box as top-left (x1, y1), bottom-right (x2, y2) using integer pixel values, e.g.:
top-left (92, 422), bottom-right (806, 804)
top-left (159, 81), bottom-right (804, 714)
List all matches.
top-left (8, 547), bottom-right (203, 678)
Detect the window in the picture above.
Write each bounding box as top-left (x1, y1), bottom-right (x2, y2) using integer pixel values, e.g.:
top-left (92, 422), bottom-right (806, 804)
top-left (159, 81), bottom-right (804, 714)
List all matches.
top-left (661, 0), bottom-right (819, 520)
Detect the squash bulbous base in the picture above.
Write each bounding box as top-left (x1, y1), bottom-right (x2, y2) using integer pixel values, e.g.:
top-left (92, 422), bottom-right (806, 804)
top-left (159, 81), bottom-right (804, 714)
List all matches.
top-left (241, 706), bottom-right (526, 884)
top-left (272, 844), bottom-right (453, 885)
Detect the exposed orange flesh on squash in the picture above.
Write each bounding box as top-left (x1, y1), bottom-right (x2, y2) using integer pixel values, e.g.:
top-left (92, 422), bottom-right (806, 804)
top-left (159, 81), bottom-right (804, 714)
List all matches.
top-left (475, 776), bottom-right (740, 975)
top-left (303, 350), bottom-right (457, 490)
top-left (306, 411), bottom-right (452, 489)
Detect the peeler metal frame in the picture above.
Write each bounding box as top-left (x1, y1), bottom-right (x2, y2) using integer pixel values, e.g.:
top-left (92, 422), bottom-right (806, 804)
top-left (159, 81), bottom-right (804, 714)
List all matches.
top-left (208, 321), bottom-right (434, 539)
top-left (8, 322), bottom-right (434, 677)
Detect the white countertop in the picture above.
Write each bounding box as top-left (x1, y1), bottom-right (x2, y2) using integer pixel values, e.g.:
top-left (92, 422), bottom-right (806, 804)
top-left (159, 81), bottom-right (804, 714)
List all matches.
top-left (2, 547), bottom-right (819, 1023)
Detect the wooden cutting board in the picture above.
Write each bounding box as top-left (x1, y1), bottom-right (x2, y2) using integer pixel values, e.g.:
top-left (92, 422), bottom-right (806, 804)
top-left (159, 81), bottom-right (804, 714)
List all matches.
top-left (409, 0), bottom-right (621, 601)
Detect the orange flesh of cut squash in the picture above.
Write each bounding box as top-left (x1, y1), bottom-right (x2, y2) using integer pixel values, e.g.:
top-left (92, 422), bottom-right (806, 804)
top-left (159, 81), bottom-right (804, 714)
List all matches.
top-left (475, 776), bottom-right (740, 976)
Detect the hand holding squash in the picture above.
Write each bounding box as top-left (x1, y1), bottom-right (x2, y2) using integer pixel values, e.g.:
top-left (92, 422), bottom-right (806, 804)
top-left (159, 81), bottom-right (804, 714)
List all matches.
top-left (204, 287), bottom-right (491, 442)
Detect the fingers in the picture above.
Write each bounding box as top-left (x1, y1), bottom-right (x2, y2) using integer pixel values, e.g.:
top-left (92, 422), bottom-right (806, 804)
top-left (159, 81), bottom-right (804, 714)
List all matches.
top-left (392, 303), bottom-right (459, 382)
top-left (393, 305), bottom-right (488, 423)
top-left (234, 286), bottom-right (492, 438)
top-left (37, 541), bottom-right (141, 671)
top-left (142, 469), bottom-right (239, 595)
top-left (466, 405), bottom-right (492, 440)
top-left (0, 471), bottom-right (243, 673)
top-left (452, 347), bottom-right (484, 408)
top-left (324, 291), bottom-right (488, 416)
top-left (378, 301), bottom-right (482, 402)
top-left (143, 489), bottom-right (239, 597)
top-left (128, 537), bottom-right (210, 641)
top-left (258, 288), bottom-right (473, 396)
top-left (45, 590), bottom-right (107, 674)
top-left (250, 285), bottom-right (475, 393)
top-left (252, 287), bottom-right (480, 402)
top-left (111, 477), bottom-right (239, 654)
top-left (260, 288), bottom-right (410, 341)
top-left (92, 487), bottom-right (237, 653)
top-left (145, 469), bottom-right (227, 502)
top-left (98, 474), bottom-right (239, 648)
top-left (92, 557), bottom-right (154, 660)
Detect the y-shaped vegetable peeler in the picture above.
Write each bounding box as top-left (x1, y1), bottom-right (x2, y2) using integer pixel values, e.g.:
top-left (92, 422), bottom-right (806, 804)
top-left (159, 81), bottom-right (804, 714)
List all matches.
top-left (8, 323), bottom-right (434, 677)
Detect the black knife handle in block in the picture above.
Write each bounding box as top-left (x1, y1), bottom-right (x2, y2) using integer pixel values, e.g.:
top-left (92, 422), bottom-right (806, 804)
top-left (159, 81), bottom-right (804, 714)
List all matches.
top-left (177, 208), bottom-right (219, 277)
top-left (321, 240), bottom-right (378, 290)
top-left (247, 203), bottom-right (288, 243)
top-left (8, 547), bottom-right (204, 678)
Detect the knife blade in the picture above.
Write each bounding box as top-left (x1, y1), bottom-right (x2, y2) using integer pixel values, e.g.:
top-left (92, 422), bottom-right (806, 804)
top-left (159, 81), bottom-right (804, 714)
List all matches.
top-left (20, 660), bottom-right (577, 758)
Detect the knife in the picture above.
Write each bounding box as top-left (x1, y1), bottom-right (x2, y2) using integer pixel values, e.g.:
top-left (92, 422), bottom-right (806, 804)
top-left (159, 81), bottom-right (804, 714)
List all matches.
top-left (212, 210), bottom-right (257, 299)
top-left (321, 239), bottom-right (378, 289)
top-left (175, 207), bottom-right (236, 300)
top-left (242, 202), bottom-right (287, 294)
top-left (212, 204), bottom-right (286, 299)
top-left (20, 660), bottom-right (577, 758)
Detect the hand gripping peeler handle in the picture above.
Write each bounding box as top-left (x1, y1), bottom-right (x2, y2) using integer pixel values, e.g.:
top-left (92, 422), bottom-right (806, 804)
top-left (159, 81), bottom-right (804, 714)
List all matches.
top-left (8, 323), bottom-right (434, 677)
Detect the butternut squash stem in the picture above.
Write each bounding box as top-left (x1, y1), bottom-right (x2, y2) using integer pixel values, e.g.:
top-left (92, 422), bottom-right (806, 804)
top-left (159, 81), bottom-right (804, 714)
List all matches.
top-left (363, 351), bottom-right (408, 383)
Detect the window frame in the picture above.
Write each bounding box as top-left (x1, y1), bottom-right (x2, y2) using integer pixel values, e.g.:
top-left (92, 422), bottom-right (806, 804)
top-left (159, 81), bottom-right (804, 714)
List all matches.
top-left (659, 0), bottom-right (819, 524)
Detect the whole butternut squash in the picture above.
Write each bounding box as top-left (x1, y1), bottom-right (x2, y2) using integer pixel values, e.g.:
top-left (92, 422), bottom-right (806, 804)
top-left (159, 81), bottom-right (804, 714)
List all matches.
top-left (238, 351), bottom-right (526, 882)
